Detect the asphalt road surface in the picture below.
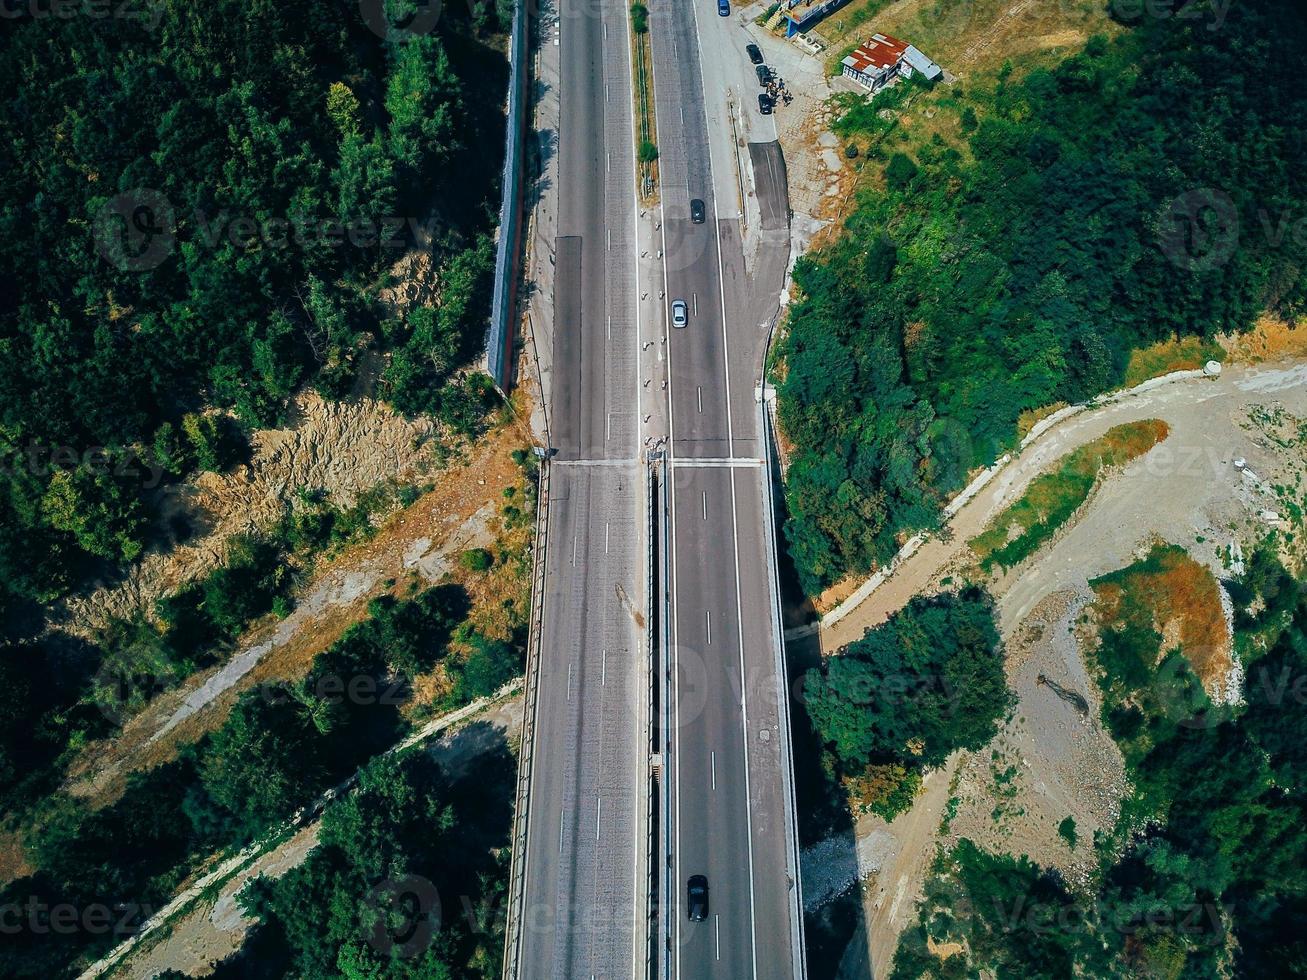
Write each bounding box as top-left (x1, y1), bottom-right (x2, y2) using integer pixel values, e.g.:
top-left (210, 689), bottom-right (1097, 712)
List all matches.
top-left (648, 0), bottom-right (804, 977)
top-left (515, 0), bottom-right (646, 974)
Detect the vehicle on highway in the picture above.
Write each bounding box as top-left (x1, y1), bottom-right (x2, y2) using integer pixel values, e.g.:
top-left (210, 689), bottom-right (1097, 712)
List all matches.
top-left (746, 43), bottom-right (763, 65)
top-left (717, 0), bottom-right (729, 15)
top-left (687, 875), bottom-right (710, 921)
top-left (690, 198), bottom-right (706, 223)
top-left (756, 64), bottom-right (772, 86)
top-left (671, 298), bottom-right (688, 328)
top-left (758, 93), bottom-right (773, 115)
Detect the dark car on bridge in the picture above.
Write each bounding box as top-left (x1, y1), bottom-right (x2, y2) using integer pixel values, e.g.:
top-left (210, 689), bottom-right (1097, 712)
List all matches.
top-left (687, 875), bottom-right (709, 921)
top-left (690, 198), bottom-right (706, 223)
top-left (756, 64), bottom-right (772, 86)
top-left (746, 43), bottom-right (764, 65)
top-left (758, 93), bottom-right (773, 115)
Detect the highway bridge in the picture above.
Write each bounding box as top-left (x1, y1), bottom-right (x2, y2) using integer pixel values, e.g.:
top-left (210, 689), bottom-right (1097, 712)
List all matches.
top-left (503, 0), bottom-right (806, 976)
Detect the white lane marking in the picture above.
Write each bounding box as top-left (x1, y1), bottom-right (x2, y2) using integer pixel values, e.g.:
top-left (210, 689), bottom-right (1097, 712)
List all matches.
top-left (572, 535), bottom-right (578, 564)
top-left (606, 411), bottom-right (612, 442)
top-left (560, 813), bottom-right (565, 854)
top-left (566, 662), bottom-right (573, 702)
top-left (607, 228), bottom-right (611, 251)
top-left (602, 649), bottom-right (608, 686)
top-left (702, 490), bottom-right (707, 519)
top-left (607, 150), bottom-right (611, 173)
top-left (672, 458), bottom-right (764, 468)
top-left (706, 609), bottom-right (712, 645)
top-left (605, 522), bottom-right (610, 554)
top-left (596, 796), bottom-right (603, 840)
top-left (692, 292), bottom-right (698, 316)
top-left (607, 313), bottom-right (612, 340)
top-left (680, 106), bottom-right (685, 125)
top-left (697, 386), bottom-right (703, 413)
top-left (711, 750), bottom-right (716, 789)
top-left (550, 458), bottom-right (636, 467)
top-left (715, 914), bottom-right (721, 960)
top-left (606, 83), bottom-right (610, 102)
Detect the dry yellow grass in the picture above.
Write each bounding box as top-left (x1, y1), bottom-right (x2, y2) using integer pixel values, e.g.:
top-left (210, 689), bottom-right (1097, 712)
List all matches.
top-left (1123, 335), bottom-right (1224, 387)
top-left (821, 0), bottom-right (1117, 77)
top-left (1017, 401), bottom-right (1069, 439)
top-left (1219, 314), bottom-right (1307, 363)
top-left (1092, 544), bottom-right (1231, 693)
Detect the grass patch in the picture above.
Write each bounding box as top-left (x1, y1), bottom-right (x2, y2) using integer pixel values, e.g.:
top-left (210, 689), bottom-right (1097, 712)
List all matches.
top-left (1016, 401), bottom-right (1068, 439)
top-left (1090, 543), bottom-right (1230, 718)
top-left (630, 5), bottom-right (658, 198)
top-left (1123, 334), bottom-right (1223, 387)
top-left (969, 419), bottom-right (1169, 571)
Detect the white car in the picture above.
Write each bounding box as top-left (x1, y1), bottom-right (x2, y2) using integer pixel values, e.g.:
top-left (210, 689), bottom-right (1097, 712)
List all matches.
top-left (671, 298), bottom-right (688, 328)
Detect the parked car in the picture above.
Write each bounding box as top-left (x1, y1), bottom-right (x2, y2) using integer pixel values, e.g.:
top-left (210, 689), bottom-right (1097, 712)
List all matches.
top-left (717, 0), bottom-right (729, 16)
top-left (671, 298), bottom-right (688, 328)
top-left (757, 93), bottom-right (773, 115)
top-left (746, 43), bottom-right (763, 65)
top-left (690, 198), bottom-right (706, 224)
top-left (687, 875), bottom-right (709, 921)
top-left (755, 64), bottom-right (772, 86)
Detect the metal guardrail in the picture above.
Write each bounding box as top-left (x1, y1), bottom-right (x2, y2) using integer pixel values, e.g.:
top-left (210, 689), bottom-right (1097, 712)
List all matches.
top-left (486, 0), bottom-right (529, 394)
top-left (652, 452), bottom-right (672, 980)
top-left (758, 384), bottom-right (810, 978)
top-left (646, 452), bottom-right (664, 980)
top-left (502, 455), bottom-right (551, 980)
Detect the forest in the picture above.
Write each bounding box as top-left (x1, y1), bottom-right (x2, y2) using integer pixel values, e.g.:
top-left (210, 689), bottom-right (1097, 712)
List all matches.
top-left (890, 553), bottom-right (1307, 977)
top-left (0, 0), bottom-right (509, 627)
top-left (775, 0), bottom-right (1307, 594)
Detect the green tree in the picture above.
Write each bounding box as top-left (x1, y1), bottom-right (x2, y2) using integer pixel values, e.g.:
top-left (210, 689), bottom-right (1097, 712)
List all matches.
top-left (804, 587), bottom-right (1011, 772)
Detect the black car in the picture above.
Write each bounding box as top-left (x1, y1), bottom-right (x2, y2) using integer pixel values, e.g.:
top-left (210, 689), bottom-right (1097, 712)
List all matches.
top-left (690, 198), bottom-right (706, 224)
top-left (746, 43), bottom-right (763, 65)
top-left (755, 64), bottom-right (772, 85)
top-left (687, 875), bottom-right (709, 921)
top-left (757, 93), bottom-right (773, 115)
